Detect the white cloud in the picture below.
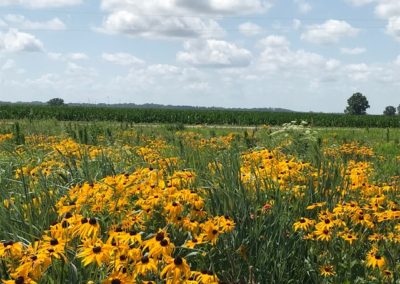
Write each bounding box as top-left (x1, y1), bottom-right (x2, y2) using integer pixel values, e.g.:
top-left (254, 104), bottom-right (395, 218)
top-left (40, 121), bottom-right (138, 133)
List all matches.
top-left (257, 35), bottom-right (340, 76)
top-left (101, 10), bottom-right (224, 39)
top-left (1, 59), bottom-right (15, 71)
top-left (68, 53), bottom-right (89, 60)
top-left (48, 52), bottom-right (89, 61)
top-left (375, 0), bottom-right (400, 18)
top-left (102, 52), bottom-right (145, 66)
top-left (340, 47), bottom-right (366, 55)
top-left (345, 0), bottom-right (375, 7)
top-left (386, 16), bottom-right (400, 41)
top-left (345, 63), bottom-right (371, 81)
top-left (0, 19), bottom-right (7, 28)
top-left (3, 14), bottom-right (66, 30)
top-left (177, 39), bottom-right (252, 68)
top-left (0, 29), bottom-right (43, 52)
top-left (301, 20), bottom-right (359, 44)
top-left (174, 0), bottom-right (272, 15)
top-left (395, 55), bottom-right (400, 65)
top-left (101, 0), bottom-right (272, 15)
top-left (0, 0), bottom-right (82, 8)
top-left (239, 22), bottom-right (263, 36)
top-left (294, 0), bottom-right (312, 14)
top-left (99, 0), bottom-right (273, 39)
top-left (293, 19), bottom-right (302, 30)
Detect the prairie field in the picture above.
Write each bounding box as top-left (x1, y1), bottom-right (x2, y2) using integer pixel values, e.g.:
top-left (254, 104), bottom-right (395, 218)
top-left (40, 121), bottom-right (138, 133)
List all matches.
top-left (0, 120), bottom-right (399, 283)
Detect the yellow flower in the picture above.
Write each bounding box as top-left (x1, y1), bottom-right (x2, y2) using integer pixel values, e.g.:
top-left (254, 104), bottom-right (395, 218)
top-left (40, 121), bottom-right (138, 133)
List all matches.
top-left (320, 265), bottom-right (335, 277)
top-left (366, 247), bottom-right (385, 269)
top-left (0, 241), bottom-right (24, 258)
top-left (340, 232), bottom-right (357, 244)
top-left (134, 255), bottom-right (158, 276)
top-left (160, 257), bottom-right (191, 284)
top-left (77, 239), bottom-right (112, 267)
top-left (293, 218), bottom-right (315, 231)
top-left (102, 271), bottom-right (135, 284)
top-left (315, 227), bottom-right (332, 241)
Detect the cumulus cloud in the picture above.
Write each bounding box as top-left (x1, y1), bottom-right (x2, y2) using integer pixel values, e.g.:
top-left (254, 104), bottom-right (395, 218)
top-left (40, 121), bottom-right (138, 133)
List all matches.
top-left (345, 0), bottom-right (375, 7)
top-left (293, 19), bottom-right (302, 30)
top-left (48, 52), bottom-right (89, 61)
top-left (0, 0), bottom-right (82, 8)
top-left (294, 0), bottom-right (312, 14)
top-left (101, 10), bottom-right (224, 39)
top-left (0, 29), bottom-right (43, 52)
top-left (174, 0), bottom-right (272, 15)
top-left (345, 63), bottom-right (371, 81)
top-left (1, 59), bottom-right (15, 71)
top-left (102, 52), bottom-right (145, 66)
top-left (177, 39), bottom-right (252, 68)
top-left (99, 0), bottom-right (273, 39)
top-left (3, 14), bottom-right (66, 30)
top-left (395, 55), bottom-right (400, 65)
top-left (301, 20), bottom-right (359, 44)
top-left (257, 35), bottom-right (342, 81)
top-left (386, 16), bottom-right (400, 41)
top-left (340, 47), bottom-right (366, 55)
top-left (239, 22), bottom-right (263, 36)
top-left (375, 0), bottom-right (400, 18)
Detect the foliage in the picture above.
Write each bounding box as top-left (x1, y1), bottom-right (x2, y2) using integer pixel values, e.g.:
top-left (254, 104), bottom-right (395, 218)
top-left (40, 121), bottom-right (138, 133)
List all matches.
top-left (383, 106), bottom-right (396, 116)
top-left (1, 104), bottom-right (400, 128)
top-left (0, 121), bottom-right (399, 283)
top-left (345, 92), bottom-right (370, 115)
top-left (47, 98), bottom-right (65, 106)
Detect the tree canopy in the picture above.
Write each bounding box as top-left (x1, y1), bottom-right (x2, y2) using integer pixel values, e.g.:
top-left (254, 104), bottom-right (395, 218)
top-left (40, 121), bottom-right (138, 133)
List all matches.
top-left (383, 106), bottom-right (396, 116)
top-left (344, 93), bottom-right (370, 115)
top-left (47, 98), bottom-right (65, 106)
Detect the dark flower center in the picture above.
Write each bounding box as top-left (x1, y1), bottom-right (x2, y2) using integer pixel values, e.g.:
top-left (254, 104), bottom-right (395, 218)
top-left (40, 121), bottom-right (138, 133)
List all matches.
top-left (92, 246), bottom-right (102, 254)
top-left (111, 280), bottom-right (121, 284)
top-left (62, 221), bottom-right (70, 228)
top-left (141, 255), bottom-right (149, 264)
top-left (4, 240), bottom-right (14, 247)
top-left (50, 238), bottom-right (59, 246)
top-left (156, 232), bottom-right (165, 241)
top-left (89, 218), bottom-right (97, 225)
top-left (160, 239), bottom-right (169, 247)
top-left (174, 256), bottom-right (183, 265)
top-left (15, 277), bottom-right (24, 284)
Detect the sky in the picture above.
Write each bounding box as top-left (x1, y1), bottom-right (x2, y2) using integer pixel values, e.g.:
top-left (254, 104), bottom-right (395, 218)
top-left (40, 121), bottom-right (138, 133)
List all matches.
top-left (0, 0), bottom-right (399, 114)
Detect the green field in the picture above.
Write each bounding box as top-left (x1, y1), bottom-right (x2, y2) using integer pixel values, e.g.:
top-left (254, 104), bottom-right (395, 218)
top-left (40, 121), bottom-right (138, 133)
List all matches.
top-left (0, 119), bottom-right (399, 283)
top-left (1, 104), bottom-right (400, 128)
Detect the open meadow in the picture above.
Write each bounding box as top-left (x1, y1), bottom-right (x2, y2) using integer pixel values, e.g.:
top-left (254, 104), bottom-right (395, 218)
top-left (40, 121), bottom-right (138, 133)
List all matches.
top-left (0, 120), bottom-right (399, 283)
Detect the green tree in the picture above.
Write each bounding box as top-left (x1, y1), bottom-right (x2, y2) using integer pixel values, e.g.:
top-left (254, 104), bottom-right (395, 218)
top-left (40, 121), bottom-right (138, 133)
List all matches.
top-left (397, 104), bottom-right (400, 115)
top-left (47, 98), bottom-right (65, 106)
top-left (344, 92), bottom-right (370, 115)
top-left (383, 106), bottom-right (396, 116)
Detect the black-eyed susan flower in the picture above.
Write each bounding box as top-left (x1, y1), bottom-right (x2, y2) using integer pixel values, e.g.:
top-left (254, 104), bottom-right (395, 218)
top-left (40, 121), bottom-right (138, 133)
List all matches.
top-left (319, 265), bottom-right (335, 277)
top-left (160, 256), bottom-right (191, 284)
top-left (134, 255), bottom-right (157, 276)
top-left (366, 247), bottom-right (385, 269)
top-left (77, 239), bottom-right (112, 266)
top-left (293, 217), bottom-right (315, 231)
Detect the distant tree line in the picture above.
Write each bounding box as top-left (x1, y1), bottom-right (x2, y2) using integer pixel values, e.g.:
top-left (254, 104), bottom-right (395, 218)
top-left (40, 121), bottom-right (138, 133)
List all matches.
top-left (344, 93), bottom-right (400, 116)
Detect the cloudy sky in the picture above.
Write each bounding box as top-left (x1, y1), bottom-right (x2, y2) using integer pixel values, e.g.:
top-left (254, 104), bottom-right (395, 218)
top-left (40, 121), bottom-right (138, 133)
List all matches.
top-left (0, 0), bottom-right (399, 113)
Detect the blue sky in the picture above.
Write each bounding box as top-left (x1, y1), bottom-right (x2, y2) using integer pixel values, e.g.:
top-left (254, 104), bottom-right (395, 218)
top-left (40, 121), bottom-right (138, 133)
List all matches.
top-left (0, 0), bottom-right (399, 114)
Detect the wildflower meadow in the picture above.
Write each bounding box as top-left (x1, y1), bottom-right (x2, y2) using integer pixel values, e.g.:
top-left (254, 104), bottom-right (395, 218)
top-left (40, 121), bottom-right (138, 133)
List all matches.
top-left (0, 120), bottom-right (399, 283)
